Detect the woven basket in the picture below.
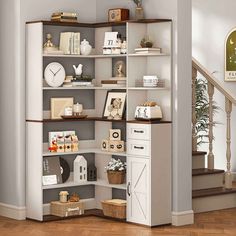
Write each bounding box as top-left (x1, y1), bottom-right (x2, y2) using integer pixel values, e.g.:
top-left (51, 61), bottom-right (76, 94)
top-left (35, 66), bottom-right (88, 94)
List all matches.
top-left (107, 171), bottom-right (125, 184)
top-left (50, 201), bottom-right (84, 217)
top-left (101, 199), bottom-right (126, 219)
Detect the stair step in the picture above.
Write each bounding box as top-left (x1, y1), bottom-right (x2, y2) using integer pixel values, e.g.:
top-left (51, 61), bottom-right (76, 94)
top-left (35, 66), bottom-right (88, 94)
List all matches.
top-left (193, 187), bottom-right (236, 198)
top-left (192, 151), bottom-right (207, 156)
top-left (192, 152), bottom-right (206, 169)
top-left (192, 185), bottom-right (236, 213)
top-left (192, 168), bottom-right (225, 176)
top-left (192, 169), bottom-right (224, 190)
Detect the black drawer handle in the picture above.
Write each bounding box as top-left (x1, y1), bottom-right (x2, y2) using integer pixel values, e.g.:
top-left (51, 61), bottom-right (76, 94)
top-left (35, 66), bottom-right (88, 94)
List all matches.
top-left (134, 146), bottom-right (144, 150)
top-left (134, 130), bottom-right (144, 134)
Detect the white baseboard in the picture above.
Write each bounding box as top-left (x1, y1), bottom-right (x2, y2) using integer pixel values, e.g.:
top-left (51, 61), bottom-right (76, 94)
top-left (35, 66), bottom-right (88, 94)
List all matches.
top-left (172, 210), bottom-right (194, 226)
top-left (0, 202), bottom-right (26, 220)
top-left (43, 198), bottom-right (96, 215)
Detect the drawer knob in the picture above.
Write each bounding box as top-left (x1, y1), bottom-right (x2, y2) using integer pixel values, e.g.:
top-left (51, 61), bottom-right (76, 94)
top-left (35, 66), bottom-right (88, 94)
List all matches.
top-left (134, 130), bottom-right (144, 134)
top-left (134, 146), bottom-right (144, 150)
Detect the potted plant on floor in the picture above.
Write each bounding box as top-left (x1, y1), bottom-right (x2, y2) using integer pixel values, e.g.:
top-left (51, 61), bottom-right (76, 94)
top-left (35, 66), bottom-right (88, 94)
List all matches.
top-left (105, 158), bottom-right (126, 184)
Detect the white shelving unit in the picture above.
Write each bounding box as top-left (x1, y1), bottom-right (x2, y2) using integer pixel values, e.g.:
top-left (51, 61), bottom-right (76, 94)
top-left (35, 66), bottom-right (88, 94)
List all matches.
top-left (26, 19), bottom-right (172, 226)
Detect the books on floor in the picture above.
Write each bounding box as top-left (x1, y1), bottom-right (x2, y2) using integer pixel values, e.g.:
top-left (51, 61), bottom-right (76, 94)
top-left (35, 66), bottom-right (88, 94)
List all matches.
top-left (51, 12), bottom-right (78, 23)
top-left (135, 47), bottom-right (161, 54)
top-left (101, 78), bottom-right (126, 88)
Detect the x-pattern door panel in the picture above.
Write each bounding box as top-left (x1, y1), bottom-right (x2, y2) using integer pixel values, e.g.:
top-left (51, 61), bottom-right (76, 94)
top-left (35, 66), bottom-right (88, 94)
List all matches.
top-left (127, 157), bottom-right (150, 225)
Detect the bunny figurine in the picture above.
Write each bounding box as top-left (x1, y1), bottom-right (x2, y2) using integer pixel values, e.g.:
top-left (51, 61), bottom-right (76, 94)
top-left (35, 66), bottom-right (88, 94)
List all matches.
top-left (73, 64), bottom-right (83, 77)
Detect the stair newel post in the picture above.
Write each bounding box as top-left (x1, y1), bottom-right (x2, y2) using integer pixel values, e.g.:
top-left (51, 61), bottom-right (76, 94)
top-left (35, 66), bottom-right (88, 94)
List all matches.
top-left (225, 98), bottom-right (233, 189)
top-left (207, 82), bottom-right (215, 170)
top-left (192, 67), bottom-right (198, 152)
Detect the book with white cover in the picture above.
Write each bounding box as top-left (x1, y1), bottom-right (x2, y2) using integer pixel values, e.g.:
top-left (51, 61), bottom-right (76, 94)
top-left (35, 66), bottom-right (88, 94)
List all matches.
top-left (60, 32), bottom-right (74, 54)
top-left (71, 33), bottom-right (80, 54)
top-left (135, 47), bottom-right (161, 54)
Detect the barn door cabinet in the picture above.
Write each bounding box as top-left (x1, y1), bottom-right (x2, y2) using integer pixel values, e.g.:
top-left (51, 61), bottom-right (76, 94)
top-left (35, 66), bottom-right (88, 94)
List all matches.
top-left (127, 123), bottom-right (171, 226)
top-left (26, 19), bottom-right (172, 226)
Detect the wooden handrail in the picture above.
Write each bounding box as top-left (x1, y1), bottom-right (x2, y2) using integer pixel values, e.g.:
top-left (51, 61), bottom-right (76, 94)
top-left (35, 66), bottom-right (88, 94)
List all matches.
top-left (192, 58), bottom-right (236, 105)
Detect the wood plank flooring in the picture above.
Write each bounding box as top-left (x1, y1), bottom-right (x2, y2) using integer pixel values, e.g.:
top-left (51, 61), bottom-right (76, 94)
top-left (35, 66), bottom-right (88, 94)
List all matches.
top-left (1, 208), bottom-right (236, 236)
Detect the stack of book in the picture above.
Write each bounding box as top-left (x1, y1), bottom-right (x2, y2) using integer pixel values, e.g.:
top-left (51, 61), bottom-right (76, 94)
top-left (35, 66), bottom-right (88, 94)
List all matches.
top-left (51, 12), bottom-right (78, 23)
top-left (101, 79), bottom-right (126, 88)
top-left (135, 47), bottom-right (161, 54)
top-left (72, 76), bottom-right (94, 87)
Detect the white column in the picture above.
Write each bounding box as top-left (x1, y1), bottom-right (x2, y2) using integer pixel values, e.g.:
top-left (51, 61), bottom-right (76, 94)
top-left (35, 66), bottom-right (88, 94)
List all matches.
top-left (192, 67), bottom-right (197, 152)
top-left (225, 98), bottom-right (232, 189)
top-left (207, 82), bottom-right (214, 170)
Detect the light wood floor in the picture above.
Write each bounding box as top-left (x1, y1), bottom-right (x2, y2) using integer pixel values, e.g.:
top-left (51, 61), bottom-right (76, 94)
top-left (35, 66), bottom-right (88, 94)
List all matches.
top-left (1, 209), bottom-right (236, 236)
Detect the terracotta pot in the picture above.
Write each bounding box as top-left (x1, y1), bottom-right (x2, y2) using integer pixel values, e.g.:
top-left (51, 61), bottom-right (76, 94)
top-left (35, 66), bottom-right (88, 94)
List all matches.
top-left (107, 171), bottom-right (125, 184)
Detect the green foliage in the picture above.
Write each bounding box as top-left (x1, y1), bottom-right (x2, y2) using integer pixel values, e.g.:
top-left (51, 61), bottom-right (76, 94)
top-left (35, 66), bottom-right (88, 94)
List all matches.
top-left (195, 78), bottom-right (219, 147)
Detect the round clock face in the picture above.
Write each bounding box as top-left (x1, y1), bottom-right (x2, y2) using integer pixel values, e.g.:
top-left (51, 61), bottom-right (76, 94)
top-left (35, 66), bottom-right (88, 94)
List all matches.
top-left (44, 62), bottom-right (66, 87)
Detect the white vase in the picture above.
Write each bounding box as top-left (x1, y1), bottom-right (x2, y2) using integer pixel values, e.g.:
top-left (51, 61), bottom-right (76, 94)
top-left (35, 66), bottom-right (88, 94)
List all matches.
top-left (80, 39), bottom-right (92, 55)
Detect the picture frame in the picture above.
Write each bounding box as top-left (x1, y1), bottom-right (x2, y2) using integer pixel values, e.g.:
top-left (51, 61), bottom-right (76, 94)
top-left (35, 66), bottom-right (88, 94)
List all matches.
top-left (103, 91), bottom-right (126, 118)
top-left (50, 97), bottom-right (74, 119)
top-left (104, 32), bottom-right (118, 47)
top-left (225, 27), bottom-right (236, 81)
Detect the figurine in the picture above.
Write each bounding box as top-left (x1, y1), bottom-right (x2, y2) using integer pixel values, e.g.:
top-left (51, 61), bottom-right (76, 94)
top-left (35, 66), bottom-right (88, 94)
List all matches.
top-left (114, 61), bottom-right (126, 78)
top-left (73, 64), bottom-right (83, 77)
top-left (43, 34), bottom-right (58, 52)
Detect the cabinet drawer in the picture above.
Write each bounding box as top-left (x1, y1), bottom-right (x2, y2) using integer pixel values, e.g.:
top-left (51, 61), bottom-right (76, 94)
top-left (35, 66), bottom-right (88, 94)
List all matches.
top-left (127, 140), bottom-right (150, 157)
top-left (127, 124), bottom-right (151, 140)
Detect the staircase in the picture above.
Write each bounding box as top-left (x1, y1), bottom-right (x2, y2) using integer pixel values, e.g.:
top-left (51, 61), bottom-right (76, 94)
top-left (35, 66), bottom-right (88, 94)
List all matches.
top-left (192, 59), bottom-right (236, 213)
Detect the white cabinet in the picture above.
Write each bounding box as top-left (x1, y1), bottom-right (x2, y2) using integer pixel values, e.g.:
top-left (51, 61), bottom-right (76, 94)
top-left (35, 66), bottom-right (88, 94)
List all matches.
top-left (127, 157), bottom-right (150, 225)
top-left (127, 123), bottom-right (172, 226)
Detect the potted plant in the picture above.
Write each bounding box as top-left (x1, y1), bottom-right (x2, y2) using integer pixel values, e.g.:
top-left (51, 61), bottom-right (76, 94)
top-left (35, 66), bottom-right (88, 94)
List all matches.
top-left (133, 0), bottom-right (144, 20)
top-left (105, 158), bottom-right (126, 184)
top-left (195, 77), bottom-right (219, 148)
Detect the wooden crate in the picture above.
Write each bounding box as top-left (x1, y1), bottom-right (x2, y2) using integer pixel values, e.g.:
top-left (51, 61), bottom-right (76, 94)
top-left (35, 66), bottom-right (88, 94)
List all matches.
top-left (50, 201), bottom-right (84, 217)
top-left (101, 199), bottom-right (126, 219)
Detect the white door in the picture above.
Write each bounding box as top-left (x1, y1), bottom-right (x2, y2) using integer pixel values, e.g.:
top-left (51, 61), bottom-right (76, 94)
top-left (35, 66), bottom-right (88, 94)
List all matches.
top-left (127, 157), bottom-right (150, 225)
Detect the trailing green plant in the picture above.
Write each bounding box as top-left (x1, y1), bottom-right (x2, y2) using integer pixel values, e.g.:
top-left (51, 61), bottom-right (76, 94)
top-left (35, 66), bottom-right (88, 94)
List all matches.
top-left (133, 0), bottom-right (142, 7)
top-left (195, 77), bottom-right (220, 147)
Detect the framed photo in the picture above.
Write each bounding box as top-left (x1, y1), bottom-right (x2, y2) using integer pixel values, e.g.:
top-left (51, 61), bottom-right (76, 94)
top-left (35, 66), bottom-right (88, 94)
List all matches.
top-left (225, 28), bottom-right (236, 81)
top-left (104, 32), bottom-right (118, 47)
top-left (50, 97), bottom-right (74, 119)
top-left (103, 91), bottom-right (126, 118)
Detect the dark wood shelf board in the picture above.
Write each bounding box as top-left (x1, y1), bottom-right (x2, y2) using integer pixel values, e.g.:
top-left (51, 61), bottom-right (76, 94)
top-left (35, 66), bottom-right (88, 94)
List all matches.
top-left (42, 209), bottom-right (126, 223)
top-left (26, 117), bottom-right (126, 123)
top-left (127, 120), bottom-right (172, 124)
top-left (192, 151), bottom-right (207, 156)
top-left (26, 19), bottom-right (172, 28)
top-left (192, 168), bottom-right (225, 176)
top-left (193, 187), bottom-right (236, 199)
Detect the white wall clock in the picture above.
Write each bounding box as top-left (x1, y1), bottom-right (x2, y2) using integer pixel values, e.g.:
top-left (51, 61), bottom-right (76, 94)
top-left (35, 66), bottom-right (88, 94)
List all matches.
top-left (44, 62), bottom-right (66, 87)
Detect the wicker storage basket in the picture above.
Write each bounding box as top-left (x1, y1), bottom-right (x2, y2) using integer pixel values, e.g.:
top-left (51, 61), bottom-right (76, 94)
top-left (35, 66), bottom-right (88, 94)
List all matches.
top-left (107, 171), bottom-right (125, 184)
top-left (50, 201), bottom-right (84, 217)
top-left (101, 199), bottom-right (126, 219)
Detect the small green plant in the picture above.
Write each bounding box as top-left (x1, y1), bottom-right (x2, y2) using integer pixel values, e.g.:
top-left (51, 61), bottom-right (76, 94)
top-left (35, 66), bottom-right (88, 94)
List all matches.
top-left (195, 77), bottom-right (219, 147)
top-left (133, 0), bottom-right (142, 7)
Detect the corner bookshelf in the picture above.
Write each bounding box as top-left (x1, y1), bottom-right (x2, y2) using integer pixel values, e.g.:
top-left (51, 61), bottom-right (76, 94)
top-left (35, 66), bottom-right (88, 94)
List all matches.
top-left (26, 19), bottom-right (172, 226)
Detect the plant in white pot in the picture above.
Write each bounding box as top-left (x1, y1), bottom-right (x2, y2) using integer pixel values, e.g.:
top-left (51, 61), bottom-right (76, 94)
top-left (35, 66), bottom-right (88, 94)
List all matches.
top-left (105, 158), bottom-right (126, 184)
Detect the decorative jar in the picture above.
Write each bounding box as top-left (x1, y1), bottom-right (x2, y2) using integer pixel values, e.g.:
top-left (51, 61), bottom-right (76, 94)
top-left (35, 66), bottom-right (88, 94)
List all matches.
top-left (80, 39), bottom-right (92, 55)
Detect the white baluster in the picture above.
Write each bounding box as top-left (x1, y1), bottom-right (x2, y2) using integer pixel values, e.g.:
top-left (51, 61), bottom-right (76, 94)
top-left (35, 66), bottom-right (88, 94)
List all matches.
top-left (225, 98), bottom-right (232, 189)
top-left (207, 82), bottom-right (214, 170)
top-left (192, 67), bottom-right (197, 152)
